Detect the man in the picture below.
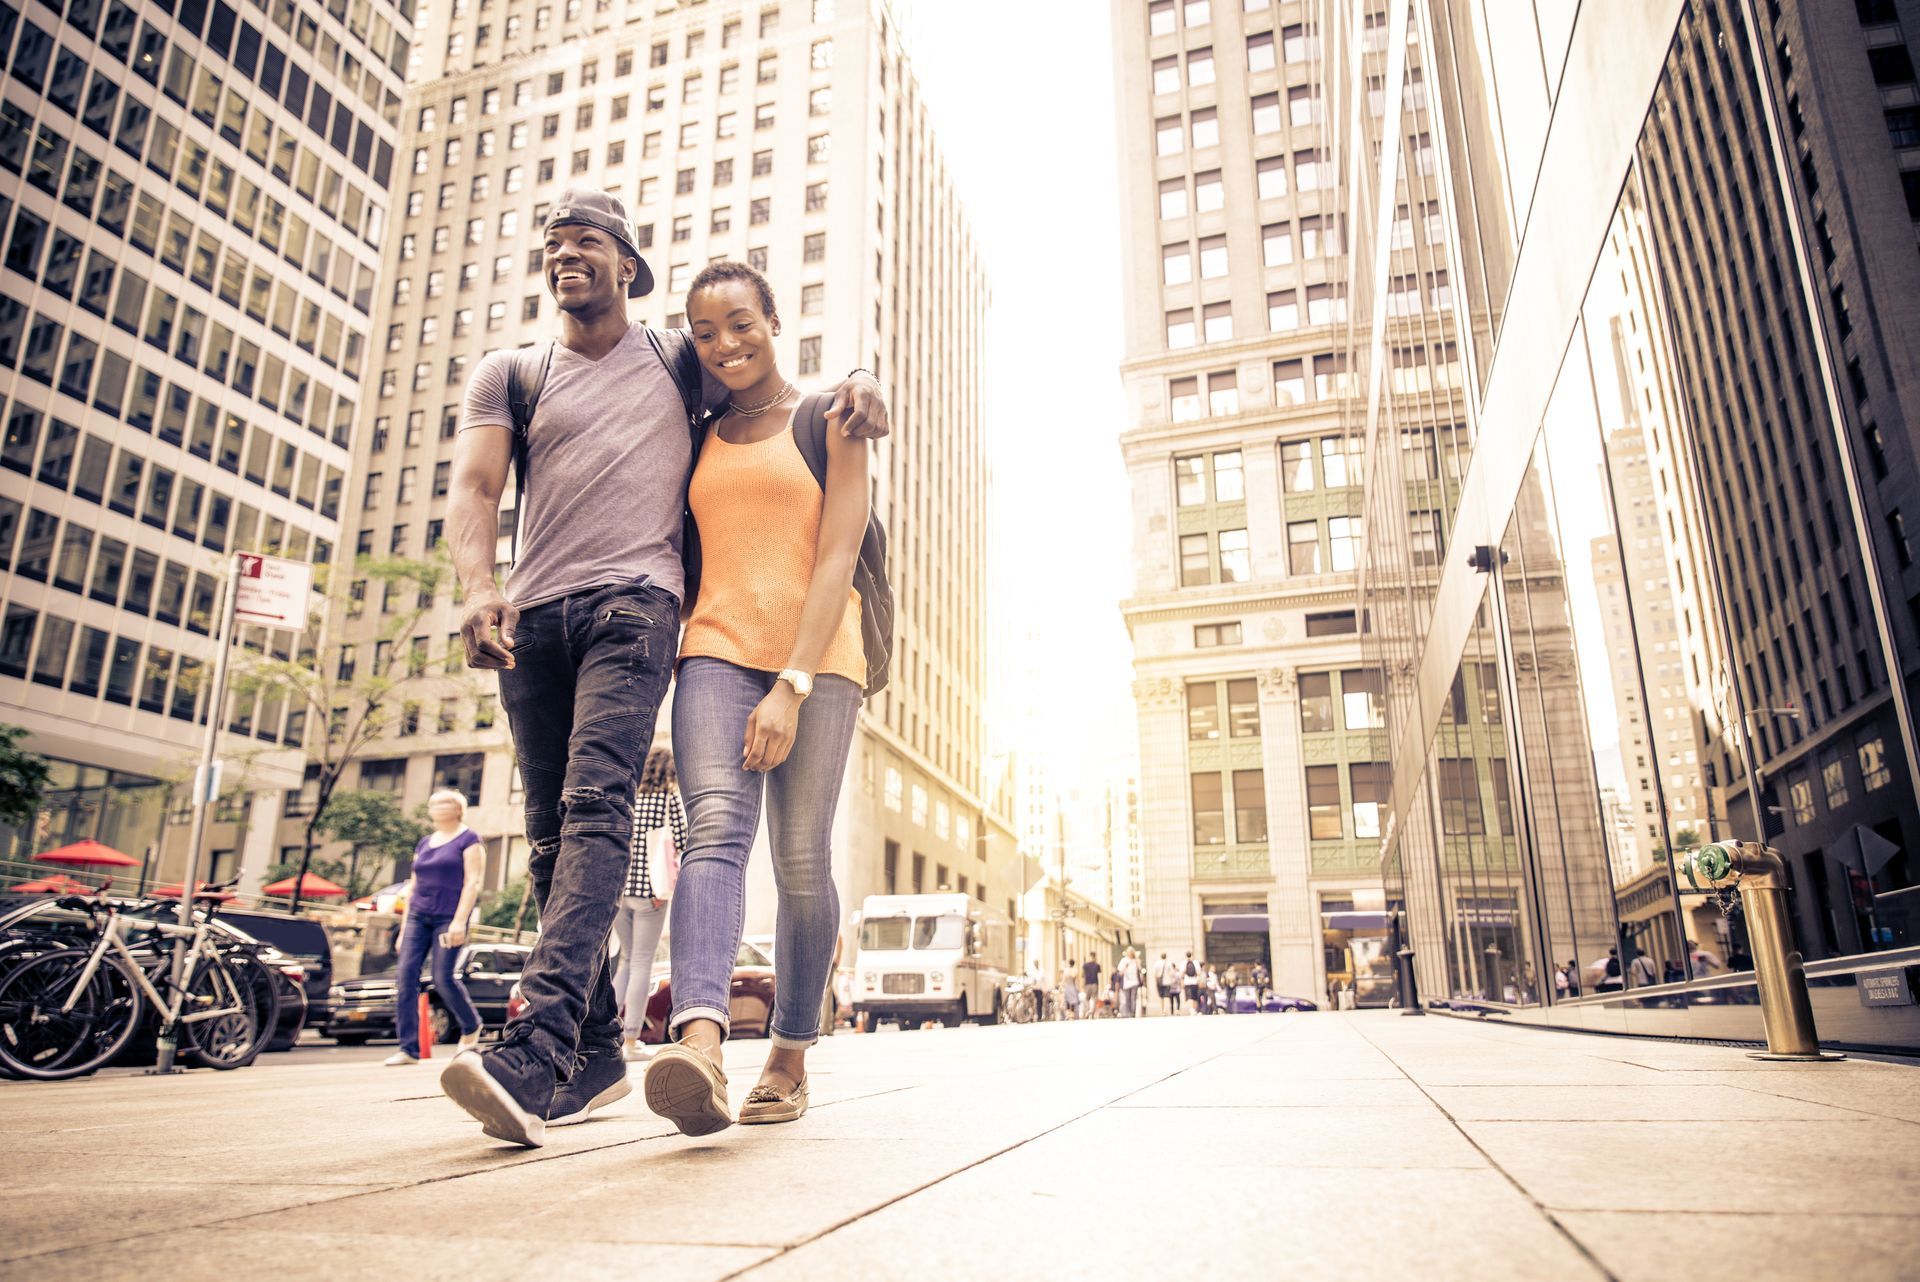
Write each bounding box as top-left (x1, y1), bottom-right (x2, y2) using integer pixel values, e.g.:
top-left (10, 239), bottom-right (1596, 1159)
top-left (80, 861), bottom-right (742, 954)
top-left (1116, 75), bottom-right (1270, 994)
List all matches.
top-left (1081, 953), bottom-right (1103, 1013)
top-left (438, 190), bottom-right (886, 1146)
top-left (1117, 948), bottom-right (1141, 1017)
top-left (1181, 951), bottom-right (1201, 1014)
top-left (1153, 951), bottom-right (1178, 1015)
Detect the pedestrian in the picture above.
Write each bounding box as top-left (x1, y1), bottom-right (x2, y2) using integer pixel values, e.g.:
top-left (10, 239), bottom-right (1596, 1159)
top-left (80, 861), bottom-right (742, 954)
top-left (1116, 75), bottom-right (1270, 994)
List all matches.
top-left (1593, 948), bottom-right (1624, 994)
top-left (1554, 963), bottom-right (1569, 998)
top-left (1204, 964), bottom-right (1224, 1014)
top-left (1154, 952), bottom-right (1179, 1015)
top-left (440, 194), bottom-right (888, 1147)
top-left (1082, 953), bottom-right (1103, 1012)
top-left (1063, 960), bottom-right (1082, 1019)
top-left (605, 747), bottom-right (686, 1069)
top-left (1028, 958), bottom-right (1049, 1022)
top-left (1118, 948), bottom-right (1142, 1017)
top-left (387, 789), bottom-right (485, 1066)
top-left (644, 261), bottom-right (889, 1134)
top-left (1250, 959), bottom-right (1270, 1002)
top-left (1182, 952), bottom-right (1202, 1013)
top-left (1628, 949), bottom-right (1657, 988)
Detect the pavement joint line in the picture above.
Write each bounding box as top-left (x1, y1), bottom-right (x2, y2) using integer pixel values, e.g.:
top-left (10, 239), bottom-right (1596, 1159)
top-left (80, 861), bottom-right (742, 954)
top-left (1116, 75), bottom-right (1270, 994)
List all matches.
top-left (1714, 1081), bottom-right (1920, 1127)
top-left (715, 1018), bottom-right (1304, 1281)
top-left (1350, 1020), bottom-right (1622, 1282)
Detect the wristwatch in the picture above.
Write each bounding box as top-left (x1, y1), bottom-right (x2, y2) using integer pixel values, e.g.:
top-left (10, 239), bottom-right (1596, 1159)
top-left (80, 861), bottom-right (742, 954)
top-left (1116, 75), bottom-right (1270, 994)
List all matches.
top-left (777, 668), bottom-right (814, 699)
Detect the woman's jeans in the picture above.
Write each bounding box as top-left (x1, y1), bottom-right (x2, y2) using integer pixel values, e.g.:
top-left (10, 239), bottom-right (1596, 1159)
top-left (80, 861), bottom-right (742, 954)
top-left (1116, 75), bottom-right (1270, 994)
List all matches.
top-left (610, 896), bottom-right (668, 1040)
top-left (394, 910), bottom-right (481, 1053)
top-left (669, 658), bottom-right (861, 1048)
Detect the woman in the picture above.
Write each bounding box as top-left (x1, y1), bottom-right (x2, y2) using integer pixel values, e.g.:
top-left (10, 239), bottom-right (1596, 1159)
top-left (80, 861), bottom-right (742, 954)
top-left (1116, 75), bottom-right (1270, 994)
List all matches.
top-left (1062, 960), bottom-right (1081, 1020)
top-left (610, 740), bottom-right (687, 1059)
top-left (387, 789), bottom-right (485, 1065)
top-left (643, 261), bottom-right (869, 1134)
top-left (610, 747), bottom-right (687, 1062)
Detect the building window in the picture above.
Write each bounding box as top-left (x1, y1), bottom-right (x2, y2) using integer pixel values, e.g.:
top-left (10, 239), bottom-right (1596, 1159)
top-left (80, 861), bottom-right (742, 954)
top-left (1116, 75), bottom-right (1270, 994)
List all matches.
top-left (1194, 622), bottom-right (1241, 648)
top-left (1342, 669), bottom-right (1385, 729)
top-left (1306, 765), bottom-right (1342, 840)
top-left (798, 337), bottom-right (821, 375)
top-left (1857, 735), bottom-right (1891, 791)
top-left (1190, 772), bottom-right (1225, 845)
top-left (1287, 521), bottom-right (1320, 575)
top-left (1299, 672), bottom-right (1334, 732)
top-left (1159, 179), bottom-right (1188, 220)
top-left (1195, 170), bottom-right (1224, 212)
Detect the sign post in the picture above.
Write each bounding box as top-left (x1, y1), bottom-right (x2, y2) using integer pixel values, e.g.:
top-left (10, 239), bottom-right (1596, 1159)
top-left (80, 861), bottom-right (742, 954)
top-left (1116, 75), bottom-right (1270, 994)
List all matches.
top-left (153, 553), bottom-right (312, 1074)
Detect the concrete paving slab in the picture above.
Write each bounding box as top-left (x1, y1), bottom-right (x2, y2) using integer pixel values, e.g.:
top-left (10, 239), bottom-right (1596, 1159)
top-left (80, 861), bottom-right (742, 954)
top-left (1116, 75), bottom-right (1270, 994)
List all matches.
top-left (1556, 1211), bottom-right (1920, 1282)
top-left (0, 1180), bottom-right (389, 1266)
top-left (1464, 1118), bottom-right (1913, 1214)
top-left (1424, 1083), bottom-right (1863, 1122)
top-left (1681, 1067), bottom-right (1920, 1124)
top-left (1015, 1103), bottom-right (1487, 1170)
top-left (23, 1227), bottom-right (777, 1282)
top-left (743, 1164), bottom-right (1606, 1282)
top-left (1116, 1075), bottom-right (1432, 1108)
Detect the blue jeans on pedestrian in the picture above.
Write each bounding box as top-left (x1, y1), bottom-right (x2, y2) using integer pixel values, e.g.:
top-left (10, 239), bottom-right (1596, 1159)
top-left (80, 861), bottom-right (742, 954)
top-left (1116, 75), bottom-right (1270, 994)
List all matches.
top-left (496, 580), bottom-right (679, 1076)
top-left (668, 657), bottom-right (862, 1048)
top-left (394, 910), bottom-right (481, 1054)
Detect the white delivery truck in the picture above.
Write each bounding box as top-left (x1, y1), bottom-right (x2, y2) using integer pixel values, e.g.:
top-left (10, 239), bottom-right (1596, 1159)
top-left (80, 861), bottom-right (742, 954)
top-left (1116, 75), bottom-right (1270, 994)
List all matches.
top-left (851, 893), bottom-right (1014, 1029)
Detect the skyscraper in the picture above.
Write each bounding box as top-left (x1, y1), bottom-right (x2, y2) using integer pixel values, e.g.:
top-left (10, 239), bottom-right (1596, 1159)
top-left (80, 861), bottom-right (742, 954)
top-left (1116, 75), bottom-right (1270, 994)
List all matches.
top-left (1351, 0), bottom-right (1920, 1049)
top-left (334, 0), bottom-right (1011, 934)
top-left (0, 0), bottom-right (411, 887)
top-left (1112, 1), bottom-right (1386, 1005)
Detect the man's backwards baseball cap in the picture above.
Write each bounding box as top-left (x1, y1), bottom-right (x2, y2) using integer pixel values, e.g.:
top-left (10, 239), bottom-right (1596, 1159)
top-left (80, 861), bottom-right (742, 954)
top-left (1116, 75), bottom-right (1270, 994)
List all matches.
top-left (545, 188), bottom-right (654, 299)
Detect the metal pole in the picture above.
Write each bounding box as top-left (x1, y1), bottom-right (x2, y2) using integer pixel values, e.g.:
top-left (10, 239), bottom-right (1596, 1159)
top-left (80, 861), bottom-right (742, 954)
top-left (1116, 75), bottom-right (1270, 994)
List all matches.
top-left (153, 555), bottom-right (240, 1074)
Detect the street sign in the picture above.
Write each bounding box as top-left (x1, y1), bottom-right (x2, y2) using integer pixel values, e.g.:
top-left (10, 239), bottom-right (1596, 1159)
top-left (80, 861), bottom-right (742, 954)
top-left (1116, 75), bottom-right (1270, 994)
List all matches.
top-left (191, 761), bottom-right (223, 804)
top-left (1858, 968), bottom-right (1915, 1008)
top-left (233, 553), bottom-right (313, 633)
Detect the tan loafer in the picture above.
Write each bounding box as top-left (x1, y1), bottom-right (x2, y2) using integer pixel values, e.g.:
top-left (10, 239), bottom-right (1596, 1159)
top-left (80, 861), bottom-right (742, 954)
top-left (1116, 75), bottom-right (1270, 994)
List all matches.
top-left (738, 1076), bottom-right (808, 1125)
top-left (643, 1044), bottom-right (733, 1136)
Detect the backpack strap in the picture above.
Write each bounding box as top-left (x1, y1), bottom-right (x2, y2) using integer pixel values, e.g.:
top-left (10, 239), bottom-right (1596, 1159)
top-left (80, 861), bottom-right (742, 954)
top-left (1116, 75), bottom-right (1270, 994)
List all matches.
top-left (503, 342), bottom-right (554, 559)
top-left (645, 326), bottom-right (709, 431)
top-left (791, 392), bottom-right (832, 490)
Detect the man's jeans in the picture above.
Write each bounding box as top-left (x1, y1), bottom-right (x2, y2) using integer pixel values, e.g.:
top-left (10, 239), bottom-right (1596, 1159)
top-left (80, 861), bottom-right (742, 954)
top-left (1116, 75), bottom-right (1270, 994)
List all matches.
top-left (393, 909), bottom-right (481, 1053)
top-left (668, 658), bottom-right (861, 1048)
top-left (497, 580), bottom-right (678, 1075)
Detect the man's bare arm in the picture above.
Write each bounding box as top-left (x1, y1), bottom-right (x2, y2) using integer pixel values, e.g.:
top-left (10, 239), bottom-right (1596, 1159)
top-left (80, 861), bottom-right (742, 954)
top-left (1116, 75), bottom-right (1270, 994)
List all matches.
top-left (448, 425), bottom-right (518, 669)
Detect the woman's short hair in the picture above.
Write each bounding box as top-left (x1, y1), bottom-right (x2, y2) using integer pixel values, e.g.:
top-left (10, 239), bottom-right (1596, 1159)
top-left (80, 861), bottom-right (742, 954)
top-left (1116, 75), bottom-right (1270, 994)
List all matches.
top-left (687, 259), bottom-right (778, 321)
top-left (639, 746), bottom-right (677, 792)
top-left (427, 788), bottom-right (468, 813)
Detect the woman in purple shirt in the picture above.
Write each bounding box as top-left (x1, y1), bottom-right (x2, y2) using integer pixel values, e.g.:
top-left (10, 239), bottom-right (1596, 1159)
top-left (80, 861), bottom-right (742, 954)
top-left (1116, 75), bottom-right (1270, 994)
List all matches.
top-left (388, 789), bottom-right (486, 1065)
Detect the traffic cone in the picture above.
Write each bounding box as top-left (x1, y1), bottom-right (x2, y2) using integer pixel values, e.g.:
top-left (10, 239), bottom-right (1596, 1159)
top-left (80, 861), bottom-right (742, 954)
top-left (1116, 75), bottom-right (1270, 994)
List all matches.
top-left (418, 994), bottom-right (433, 1060)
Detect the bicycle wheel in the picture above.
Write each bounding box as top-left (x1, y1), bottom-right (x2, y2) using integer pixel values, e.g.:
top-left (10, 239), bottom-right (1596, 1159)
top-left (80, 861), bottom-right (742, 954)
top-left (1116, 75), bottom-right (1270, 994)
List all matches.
top-left (180, 952), bottom-right (273, 1070)
top-left (0, 947), bottom-right (144, 1080)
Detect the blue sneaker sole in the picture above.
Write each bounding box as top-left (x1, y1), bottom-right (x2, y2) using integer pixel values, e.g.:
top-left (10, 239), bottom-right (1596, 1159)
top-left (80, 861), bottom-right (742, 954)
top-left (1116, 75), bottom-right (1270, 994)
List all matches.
top-left (441, 1050), bottom-right (547, 1148)
top-left (548, 1073), bottom-right (633, 1127)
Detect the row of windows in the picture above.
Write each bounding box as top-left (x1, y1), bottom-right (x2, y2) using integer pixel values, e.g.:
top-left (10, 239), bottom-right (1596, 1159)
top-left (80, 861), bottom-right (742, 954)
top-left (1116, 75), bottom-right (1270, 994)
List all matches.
top-left (1174, 513), bottom-right (1359, 587)
top-left (1155, 150), bottom-right (1334, 220)
top-left (1153, 87), bottom-right (1320, 157)
top-left (1147, 1), bottom-right (1285, 39)
top-left (0, 601), bottom-right (212, 721)
top-left (1150, 31), bottom-right (1292, 93)
top-left (442, 0), bottom-right (827, 70)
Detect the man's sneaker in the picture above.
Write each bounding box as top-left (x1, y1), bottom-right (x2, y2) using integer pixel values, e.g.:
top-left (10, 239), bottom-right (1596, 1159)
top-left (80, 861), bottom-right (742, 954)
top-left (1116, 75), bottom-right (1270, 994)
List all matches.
top-left (643, 1043), bottom-right (733, 1137)
top-left (547, 1044), bottom-right (632, 1127)
top-left (440, 1039), bottom-right (553, 1148)
top-left (383, 1050), bottom-right (420, 1067)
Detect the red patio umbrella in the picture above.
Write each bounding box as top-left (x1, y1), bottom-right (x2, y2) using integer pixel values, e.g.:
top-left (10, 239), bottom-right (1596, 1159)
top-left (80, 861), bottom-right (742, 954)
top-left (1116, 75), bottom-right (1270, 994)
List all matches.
top-left (261, 872), bottom-right (347, 899)
top-left (9, 873), bottom-right (98, 894)
top-left (152, 881), bottom-right (239, 903)
top-left (33, 839), bottom-right (140, 869)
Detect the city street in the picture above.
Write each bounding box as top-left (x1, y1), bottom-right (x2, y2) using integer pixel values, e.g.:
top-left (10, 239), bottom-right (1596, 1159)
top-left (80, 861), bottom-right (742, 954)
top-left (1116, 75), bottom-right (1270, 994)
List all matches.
top-left (2, 1012), bottom-right (1916, 1281)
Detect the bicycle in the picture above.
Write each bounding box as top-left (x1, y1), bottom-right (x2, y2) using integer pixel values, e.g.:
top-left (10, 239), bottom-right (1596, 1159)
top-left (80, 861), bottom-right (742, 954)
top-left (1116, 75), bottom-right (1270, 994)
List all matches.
top-left (0, 883), bottom-right (275, 1080)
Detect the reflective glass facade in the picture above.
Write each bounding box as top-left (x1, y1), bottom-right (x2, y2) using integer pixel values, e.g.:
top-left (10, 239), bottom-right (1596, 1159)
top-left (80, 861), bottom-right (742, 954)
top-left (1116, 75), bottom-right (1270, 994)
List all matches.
top-left (1347, 0), bottom-right (1920, 1050)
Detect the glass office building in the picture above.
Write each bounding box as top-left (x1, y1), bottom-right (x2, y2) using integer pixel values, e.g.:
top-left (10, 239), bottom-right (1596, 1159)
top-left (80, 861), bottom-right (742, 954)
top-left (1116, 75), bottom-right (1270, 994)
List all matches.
top-left (1344, 0), bottom-right (1920, 1051)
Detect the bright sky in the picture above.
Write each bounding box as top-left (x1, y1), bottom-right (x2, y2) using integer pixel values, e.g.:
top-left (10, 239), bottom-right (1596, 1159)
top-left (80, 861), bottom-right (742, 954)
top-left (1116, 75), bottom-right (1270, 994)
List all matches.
top-left (894, 1), bottom-right (1142, 797)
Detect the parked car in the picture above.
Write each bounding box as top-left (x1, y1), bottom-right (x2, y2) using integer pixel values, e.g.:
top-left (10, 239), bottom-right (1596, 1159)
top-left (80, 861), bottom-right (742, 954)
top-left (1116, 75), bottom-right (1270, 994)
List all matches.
top-left (214, 908), bottom-right (336, 1029)
top-left (1262, 993), bottom-right (1318, 1013)
top-left (504, 939), bottom-right (776, 1041)
top-left (325, 943), bottom-right (531, 1045)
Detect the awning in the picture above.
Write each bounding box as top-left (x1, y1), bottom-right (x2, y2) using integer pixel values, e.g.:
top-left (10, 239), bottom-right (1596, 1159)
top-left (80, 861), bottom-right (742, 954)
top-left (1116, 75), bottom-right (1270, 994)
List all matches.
top-left (1204, 913), bottom-right (1271, 933)
top-left (1321, 911), bottom-right (1389, 931)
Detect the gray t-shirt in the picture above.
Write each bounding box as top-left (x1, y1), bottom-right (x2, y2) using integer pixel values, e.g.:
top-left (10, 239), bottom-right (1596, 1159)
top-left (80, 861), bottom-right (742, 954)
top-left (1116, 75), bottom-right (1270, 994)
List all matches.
top-left (460, 322), bottom-right (692, 609)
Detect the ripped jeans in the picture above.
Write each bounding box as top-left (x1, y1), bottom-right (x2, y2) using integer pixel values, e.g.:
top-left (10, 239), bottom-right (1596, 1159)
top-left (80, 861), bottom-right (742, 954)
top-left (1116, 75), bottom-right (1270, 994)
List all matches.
top-left (497, 580), bottom-right (678, 1076)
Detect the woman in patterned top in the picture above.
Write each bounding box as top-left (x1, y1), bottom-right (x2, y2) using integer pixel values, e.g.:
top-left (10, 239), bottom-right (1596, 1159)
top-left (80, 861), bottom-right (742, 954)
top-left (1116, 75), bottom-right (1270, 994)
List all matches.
top-left (609, 747), bottom-right (688, 1065)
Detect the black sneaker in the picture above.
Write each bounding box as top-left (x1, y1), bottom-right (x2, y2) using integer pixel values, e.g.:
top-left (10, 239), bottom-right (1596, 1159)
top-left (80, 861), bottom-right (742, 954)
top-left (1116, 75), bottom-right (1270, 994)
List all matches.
top-left (441, 1032), bottom-right (554, 1148)
top-left (547, 1043), bottom-right (633, 1128)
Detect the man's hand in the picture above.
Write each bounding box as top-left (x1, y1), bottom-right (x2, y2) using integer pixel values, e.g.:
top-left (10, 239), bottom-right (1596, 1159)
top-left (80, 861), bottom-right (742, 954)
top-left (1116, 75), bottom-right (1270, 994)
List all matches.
top-left (825, 369), bottom-right (890, 440)
top-left (461, 586), bottom-right (519, 669)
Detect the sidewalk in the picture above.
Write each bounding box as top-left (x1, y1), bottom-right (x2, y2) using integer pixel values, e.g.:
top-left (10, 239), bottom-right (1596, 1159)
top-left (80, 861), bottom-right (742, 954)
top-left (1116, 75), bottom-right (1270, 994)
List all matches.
top-left (2, 1012), bottom-right (1916, 1280)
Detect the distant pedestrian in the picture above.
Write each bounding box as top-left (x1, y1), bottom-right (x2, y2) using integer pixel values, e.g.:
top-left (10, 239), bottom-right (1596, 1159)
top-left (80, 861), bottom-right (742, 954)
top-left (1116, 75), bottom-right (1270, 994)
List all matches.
top-left (1182, 952), bottom-right (1202, 1013)
top-left (1082, 954), bottom-right (1103, 1007)
top-left (1118, 949), bottom-right (1142, 1018)
top-left (1628, 951), bottom-right (1657, 988)
top-left (388, 789), bottom-right (485, 1066)
top-left (608, 747), bottom-right (686, 1067)
top-left (1154, 952), bottom-right (1180, 1015)
top-left (1062, 960), bottom-right (1081, 1019)
top-left (1555, 964), bottom-right (1569, 998)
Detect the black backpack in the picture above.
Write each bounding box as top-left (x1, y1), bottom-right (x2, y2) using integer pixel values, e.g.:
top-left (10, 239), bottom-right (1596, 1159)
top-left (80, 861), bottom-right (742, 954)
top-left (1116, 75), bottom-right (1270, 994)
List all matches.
top-left (501, 332), bottom-right (894, 698)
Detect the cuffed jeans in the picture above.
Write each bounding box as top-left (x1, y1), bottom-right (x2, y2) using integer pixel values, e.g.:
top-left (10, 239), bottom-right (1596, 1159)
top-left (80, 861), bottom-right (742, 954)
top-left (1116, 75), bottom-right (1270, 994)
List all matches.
top-left (496, 580), bottom-right (678, 1075)
top-left (394, 909), bottom-right (480, 1052)
top-left (610, 895), bottom-right (668, 1040)
top-left (668, 658), bottom-right (861, 1048)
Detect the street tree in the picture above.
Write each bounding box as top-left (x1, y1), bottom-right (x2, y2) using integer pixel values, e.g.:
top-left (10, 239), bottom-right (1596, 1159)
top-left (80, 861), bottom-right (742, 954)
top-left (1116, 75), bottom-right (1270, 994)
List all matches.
top-left (230, 548), bottom-right (474, 911)
top-left (0, 725), bottom-right (51, 831)
top-left (319, 790), bottom-right (427, 898)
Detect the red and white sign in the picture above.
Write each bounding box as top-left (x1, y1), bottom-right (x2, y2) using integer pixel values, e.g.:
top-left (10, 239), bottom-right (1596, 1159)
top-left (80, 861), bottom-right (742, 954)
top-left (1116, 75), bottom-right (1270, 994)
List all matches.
top-left (233, 554), bottom-right (313, 633)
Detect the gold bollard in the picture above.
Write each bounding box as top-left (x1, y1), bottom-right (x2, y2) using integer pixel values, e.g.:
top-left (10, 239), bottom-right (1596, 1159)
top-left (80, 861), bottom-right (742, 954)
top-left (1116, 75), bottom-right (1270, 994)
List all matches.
top-left (1682, 842), bottom-right (1844, 1063)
